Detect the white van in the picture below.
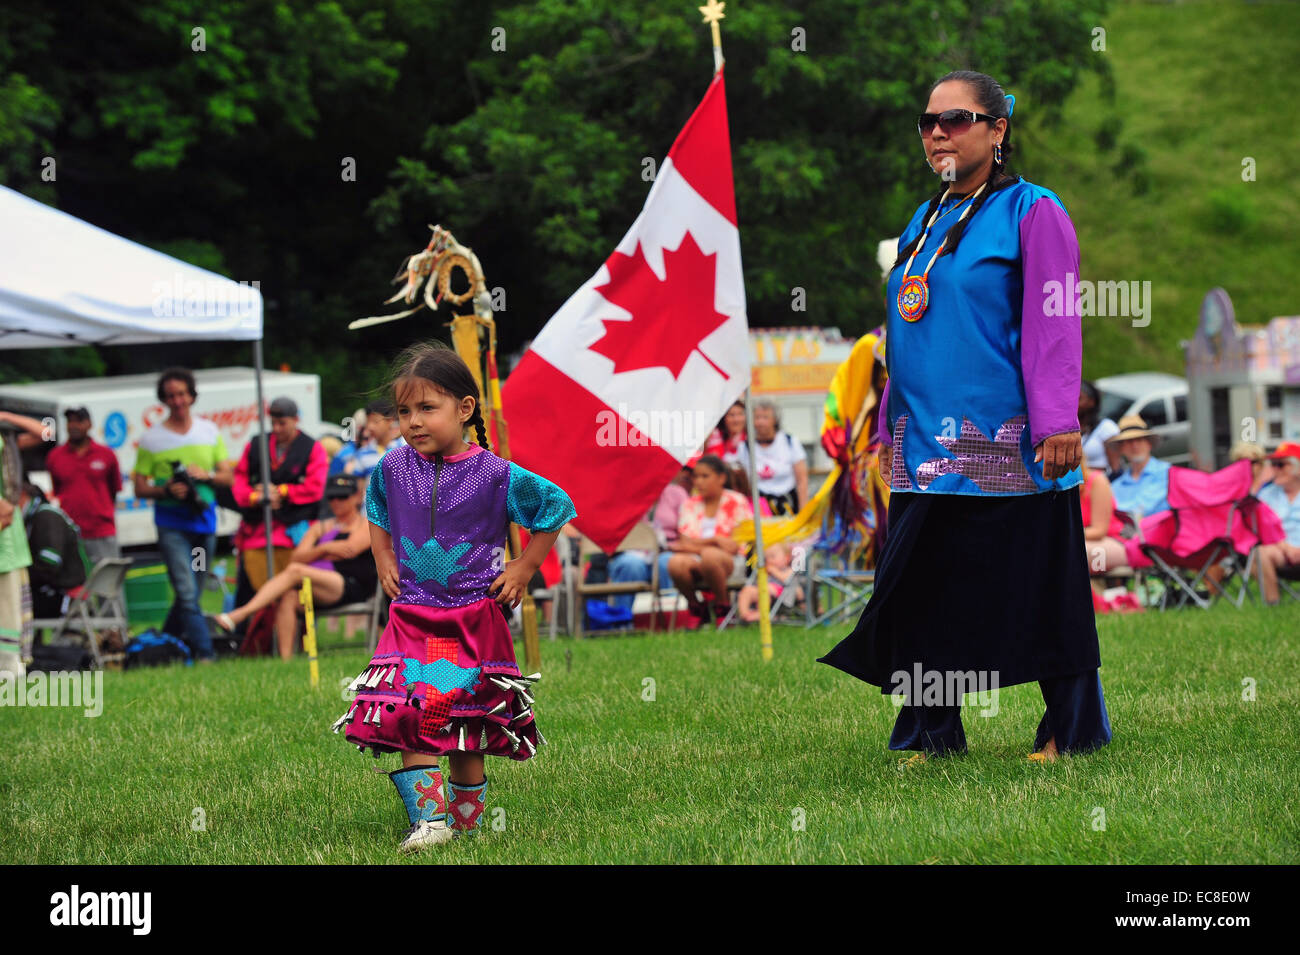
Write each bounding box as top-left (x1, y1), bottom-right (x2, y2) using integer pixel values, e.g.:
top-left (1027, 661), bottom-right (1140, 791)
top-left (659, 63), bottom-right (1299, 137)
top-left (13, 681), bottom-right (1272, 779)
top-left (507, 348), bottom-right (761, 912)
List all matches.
top-left (1095, 372), bottom-right (1190, 465)
top-left (0, 367), bottom-right (322, 546)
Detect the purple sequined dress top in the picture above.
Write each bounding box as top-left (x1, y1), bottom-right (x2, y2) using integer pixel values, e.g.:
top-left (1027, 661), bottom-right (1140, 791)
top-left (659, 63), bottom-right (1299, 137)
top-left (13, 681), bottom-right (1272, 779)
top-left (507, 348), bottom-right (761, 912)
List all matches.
top-left (334, 444), bottom-right (575, 760)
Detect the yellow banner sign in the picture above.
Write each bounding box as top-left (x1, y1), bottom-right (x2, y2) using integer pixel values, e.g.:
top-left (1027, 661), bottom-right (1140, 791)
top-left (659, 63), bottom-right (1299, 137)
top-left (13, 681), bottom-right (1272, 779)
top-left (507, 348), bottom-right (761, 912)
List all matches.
top-left (751, 362), bottom-right (842, 394)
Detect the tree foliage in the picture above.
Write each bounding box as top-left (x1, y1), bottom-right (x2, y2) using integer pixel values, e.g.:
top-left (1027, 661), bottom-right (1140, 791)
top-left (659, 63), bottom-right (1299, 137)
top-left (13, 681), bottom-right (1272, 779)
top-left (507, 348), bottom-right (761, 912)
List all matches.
top-left (0, 0), bottom-right (1113, 419)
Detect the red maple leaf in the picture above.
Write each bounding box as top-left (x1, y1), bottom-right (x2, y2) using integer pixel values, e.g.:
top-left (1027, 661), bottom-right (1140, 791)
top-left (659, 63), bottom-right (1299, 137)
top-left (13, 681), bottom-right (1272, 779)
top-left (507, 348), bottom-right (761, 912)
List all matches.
top-left (590, 231), bottom-right (731, 380)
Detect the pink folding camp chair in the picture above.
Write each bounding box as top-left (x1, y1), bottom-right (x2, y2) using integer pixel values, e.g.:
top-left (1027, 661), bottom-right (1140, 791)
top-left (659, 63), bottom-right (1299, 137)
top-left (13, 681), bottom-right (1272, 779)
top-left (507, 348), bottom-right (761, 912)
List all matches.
top-left (1122, 460), bottom-right (1283, 610)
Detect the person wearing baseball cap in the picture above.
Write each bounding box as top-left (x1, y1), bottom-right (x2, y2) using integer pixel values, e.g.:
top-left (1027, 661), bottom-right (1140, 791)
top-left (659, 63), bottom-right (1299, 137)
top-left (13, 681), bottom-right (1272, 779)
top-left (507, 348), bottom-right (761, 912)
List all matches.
top-left (230, 395), bottom-right (328, 592)
top-left (46, 406), bottom-right (124, 561)
top-left (1257, 442), bottom-right (1300, 604)
top-left (213, 470), bottom-right (375, 659)
top-left (1106, 414), bottom-right (1171, 517)
top-left (324, 474), bottom-right (359, 498)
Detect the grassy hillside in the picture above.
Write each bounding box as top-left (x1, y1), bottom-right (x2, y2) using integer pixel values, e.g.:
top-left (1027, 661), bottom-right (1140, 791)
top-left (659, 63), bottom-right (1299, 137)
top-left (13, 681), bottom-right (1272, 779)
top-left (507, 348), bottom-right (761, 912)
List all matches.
top-left (1014, 0), bottom-right (1300, 380)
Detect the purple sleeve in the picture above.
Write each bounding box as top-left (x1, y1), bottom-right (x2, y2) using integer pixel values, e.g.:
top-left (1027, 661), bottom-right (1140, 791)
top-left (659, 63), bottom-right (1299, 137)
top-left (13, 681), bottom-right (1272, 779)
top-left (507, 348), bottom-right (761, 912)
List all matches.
top-left (1019, 196), bottom-right (1082, 448)
top-left (877, 379), bottom-right (892, 447)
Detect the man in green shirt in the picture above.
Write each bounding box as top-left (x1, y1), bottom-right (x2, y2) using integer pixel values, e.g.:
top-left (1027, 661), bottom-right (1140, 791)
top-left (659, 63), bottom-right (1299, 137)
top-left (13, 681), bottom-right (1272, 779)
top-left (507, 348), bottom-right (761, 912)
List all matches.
top-left (132, 368), bottom-right (234, 662)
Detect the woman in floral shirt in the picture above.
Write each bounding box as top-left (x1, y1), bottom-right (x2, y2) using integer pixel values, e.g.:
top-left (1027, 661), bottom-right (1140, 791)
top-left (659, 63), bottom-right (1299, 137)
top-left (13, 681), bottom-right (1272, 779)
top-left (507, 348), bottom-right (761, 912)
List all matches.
top-left (665, 455), bottom-right (753, 621)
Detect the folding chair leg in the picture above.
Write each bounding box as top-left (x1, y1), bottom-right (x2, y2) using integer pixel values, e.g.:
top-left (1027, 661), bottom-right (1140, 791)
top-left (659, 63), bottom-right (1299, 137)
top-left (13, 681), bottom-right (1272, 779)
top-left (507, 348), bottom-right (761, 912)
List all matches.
top-left (81, 604), bottom-right (105, 670)
top-left (717, 602), bottom-right (737, 631)
top-left (1148, 550), bottom-right (1219, 610)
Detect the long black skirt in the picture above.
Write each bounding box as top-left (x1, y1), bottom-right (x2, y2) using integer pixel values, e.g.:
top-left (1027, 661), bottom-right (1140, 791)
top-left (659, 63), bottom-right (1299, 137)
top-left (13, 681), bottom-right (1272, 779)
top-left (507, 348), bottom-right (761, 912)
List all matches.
top-left (818, 488), bottom-right (1100, 692)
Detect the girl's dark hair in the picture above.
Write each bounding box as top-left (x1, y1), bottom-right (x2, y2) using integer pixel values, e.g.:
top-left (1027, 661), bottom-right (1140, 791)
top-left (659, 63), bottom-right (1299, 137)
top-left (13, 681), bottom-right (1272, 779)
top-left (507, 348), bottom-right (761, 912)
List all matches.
top-left (893, 70), bottom-right (1018, 270)
top-left (156, 367), bottom-right (197, 403)
top-left (694, 454), bottom-right (730, 486)
top-left (728, 464), bottom-right (752, 498)
top-left (384, 341), bottom-right (489, 450)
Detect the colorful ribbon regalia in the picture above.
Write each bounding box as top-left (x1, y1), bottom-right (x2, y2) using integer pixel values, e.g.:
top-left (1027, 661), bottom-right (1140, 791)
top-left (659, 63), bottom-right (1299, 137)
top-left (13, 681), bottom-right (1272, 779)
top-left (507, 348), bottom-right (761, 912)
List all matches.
top-left (735, 328), bottom-right (889, 566)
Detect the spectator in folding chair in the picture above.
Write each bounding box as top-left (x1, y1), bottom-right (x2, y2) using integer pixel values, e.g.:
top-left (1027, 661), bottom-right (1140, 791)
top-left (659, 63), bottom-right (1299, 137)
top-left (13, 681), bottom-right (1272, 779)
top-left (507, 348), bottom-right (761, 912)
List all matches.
top-left (1198, 442), bottom-right (1276, 596)
top-left (737, 541), bottom-right (803, 622)
top-left (1121, 459), bottom-right (1284, 608)
top-left (1255, 443), bottom-right (1300, 605)
top-left (1229, 441), bottom-right (1274, 495)
top-left (664, 455), bottom-right (753, 622)
top-left (1107, 414), bottom-right (1171, 519)
top-left (1080, 461), bottom-right (1128, 588)
top-left (607, 466), bottom-right (693, 612)
top-left (213, 474), bottom-right (375, 659)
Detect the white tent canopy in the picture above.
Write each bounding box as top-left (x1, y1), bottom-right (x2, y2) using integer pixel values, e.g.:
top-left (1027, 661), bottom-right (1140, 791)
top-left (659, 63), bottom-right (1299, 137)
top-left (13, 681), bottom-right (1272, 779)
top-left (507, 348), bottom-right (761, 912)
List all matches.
top-left (0, 184), bottom-right (278, 566)
top-left (0, 185), bottom-right (262, 347)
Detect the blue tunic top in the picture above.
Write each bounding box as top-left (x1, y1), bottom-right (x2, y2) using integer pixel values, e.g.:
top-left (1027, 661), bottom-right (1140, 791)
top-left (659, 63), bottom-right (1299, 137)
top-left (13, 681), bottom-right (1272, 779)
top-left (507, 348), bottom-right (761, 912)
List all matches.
top-left (884, 176), bottom-right (1084, 496)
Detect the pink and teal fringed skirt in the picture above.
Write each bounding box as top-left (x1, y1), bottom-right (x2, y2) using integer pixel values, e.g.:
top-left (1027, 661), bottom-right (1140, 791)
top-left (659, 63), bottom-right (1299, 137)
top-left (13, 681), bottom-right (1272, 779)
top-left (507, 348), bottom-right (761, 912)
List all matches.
top-left (334, 598), bottom-right (543, 760)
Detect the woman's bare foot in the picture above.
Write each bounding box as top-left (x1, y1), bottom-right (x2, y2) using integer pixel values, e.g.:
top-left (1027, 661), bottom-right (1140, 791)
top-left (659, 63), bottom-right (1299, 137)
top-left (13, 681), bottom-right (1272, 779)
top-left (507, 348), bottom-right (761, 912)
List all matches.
top-left (1027, 736), bottom-right (1059, 763)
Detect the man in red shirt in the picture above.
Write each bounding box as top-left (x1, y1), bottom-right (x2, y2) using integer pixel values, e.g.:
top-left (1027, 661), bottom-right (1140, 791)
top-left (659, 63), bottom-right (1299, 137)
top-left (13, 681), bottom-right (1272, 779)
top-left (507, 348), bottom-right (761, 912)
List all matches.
top-left (46, 407), bottom-right (122, 562)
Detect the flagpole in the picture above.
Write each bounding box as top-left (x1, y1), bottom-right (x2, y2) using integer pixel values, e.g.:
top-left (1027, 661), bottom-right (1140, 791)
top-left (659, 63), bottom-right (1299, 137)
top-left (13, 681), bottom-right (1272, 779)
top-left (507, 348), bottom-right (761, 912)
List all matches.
top-left (700, 0), bottom-right (726, 73)
top-left (701, 1), bottom-right (769, 658)
top-left (743, 388), bottom-right (773, 660)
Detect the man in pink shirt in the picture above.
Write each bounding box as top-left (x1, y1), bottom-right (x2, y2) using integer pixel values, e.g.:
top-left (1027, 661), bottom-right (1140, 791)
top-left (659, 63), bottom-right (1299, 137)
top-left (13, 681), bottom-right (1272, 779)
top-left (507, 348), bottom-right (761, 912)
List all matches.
top-left (46, 407), bottom-right (123, 561)
top-left (232, 396), bottom-right (328, 590)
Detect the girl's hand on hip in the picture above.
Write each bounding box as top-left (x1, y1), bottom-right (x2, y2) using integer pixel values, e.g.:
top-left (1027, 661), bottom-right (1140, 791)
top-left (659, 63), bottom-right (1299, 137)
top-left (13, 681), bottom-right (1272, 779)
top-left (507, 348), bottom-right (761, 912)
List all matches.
top-left (376, 552), bottom-right (401, 599)
top-left (489, 560), bottom-right (532, 608)
top-left (1035, 431), bottom-right (1082, 481)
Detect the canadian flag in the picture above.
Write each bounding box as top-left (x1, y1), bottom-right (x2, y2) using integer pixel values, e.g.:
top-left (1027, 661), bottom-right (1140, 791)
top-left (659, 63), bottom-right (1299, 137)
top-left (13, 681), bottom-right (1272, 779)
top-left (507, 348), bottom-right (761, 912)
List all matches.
top-left (502, 70), bottom-right (748, 552)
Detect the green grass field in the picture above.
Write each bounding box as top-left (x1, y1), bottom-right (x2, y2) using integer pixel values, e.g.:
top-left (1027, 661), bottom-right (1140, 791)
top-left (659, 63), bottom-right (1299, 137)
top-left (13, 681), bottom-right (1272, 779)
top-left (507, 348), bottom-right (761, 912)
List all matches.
top-left (2, 600), bottom-right (1297, 864)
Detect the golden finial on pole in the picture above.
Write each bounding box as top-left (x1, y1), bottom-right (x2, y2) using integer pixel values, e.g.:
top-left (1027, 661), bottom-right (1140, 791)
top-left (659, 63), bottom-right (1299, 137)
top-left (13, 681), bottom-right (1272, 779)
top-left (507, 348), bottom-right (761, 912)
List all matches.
top-left (699, 0), bottom-right (726, 73)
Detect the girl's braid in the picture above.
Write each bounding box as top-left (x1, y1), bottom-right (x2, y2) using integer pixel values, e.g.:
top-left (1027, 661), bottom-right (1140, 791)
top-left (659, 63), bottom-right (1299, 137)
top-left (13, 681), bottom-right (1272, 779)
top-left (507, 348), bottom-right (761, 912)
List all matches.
top-left (468, 404), bottom-right (490, 450)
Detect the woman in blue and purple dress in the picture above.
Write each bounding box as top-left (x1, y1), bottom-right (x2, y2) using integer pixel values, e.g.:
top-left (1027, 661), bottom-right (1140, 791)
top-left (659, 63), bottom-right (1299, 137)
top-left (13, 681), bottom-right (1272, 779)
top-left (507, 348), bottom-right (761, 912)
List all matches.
top-left (820, 71), bottom-right (1111, 764)
top-left (335, 343), bottom-right (575, 852)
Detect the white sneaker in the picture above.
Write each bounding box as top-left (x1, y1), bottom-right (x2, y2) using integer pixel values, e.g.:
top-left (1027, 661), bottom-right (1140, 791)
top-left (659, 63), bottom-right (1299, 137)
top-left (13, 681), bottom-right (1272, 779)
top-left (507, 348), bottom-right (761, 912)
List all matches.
top-left (399, 819), bottom-right (452, 853)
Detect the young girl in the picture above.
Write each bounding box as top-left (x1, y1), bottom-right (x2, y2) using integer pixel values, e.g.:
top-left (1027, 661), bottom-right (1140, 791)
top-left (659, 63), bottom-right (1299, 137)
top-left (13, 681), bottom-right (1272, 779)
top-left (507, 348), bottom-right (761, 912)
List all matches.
top-left (736, 541), bottom-right (804, 623)
top-left (332, 342), bottom-right (575, 852)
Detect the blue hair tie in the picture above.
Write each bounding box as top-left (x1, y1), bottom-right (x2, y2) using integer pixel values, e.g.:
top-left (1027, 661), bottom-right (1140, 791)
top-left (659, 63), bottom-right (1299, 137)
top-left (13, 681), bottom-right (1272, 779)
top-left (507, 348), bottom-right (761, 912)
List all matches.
top-left (1005, 94), bottom-right (1015, 117)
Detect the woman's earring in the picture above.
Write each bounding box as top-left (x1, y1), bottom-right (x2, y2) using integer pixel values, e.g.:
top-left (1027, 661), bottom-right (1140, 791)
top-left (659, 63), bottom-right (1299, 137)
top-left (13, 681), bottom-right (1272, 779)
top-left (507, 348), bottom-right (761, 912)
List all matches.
top-left (994, 141), bottom-right (1003, 165)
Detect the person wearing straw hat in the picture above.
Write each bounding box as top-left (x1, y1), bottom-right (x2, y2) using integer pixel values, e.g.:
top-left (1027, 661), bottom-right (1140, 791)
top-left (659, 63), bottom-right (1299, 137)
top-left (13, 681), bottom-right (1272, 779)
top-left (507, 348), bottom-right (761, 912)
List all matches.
top-left (1106, 414), bottom-right (1171, 518)
top-left (819, 70), bottom-right (1110, 764)
top-left (1228, 441), bottom-right (1273, 495)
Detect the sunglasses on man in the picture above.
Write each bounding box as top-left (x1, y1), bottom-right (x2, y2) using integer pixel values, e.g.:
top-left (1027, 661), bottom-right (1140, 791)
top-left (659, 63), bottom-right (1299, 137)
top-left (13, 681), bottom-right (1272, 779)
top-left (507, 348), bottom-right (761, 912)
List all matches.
top-left (917, 108), bottom-right (999, 137)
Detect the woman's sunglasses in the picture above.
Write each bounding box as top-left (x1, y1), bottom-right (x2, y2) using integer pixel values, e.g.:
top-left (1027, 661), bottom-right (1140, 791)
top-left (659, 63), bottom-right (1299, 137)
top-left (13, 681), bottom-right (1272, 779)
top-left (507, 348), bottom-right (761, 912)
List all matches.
top-left (917, 108), bottom-right (999, 137)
